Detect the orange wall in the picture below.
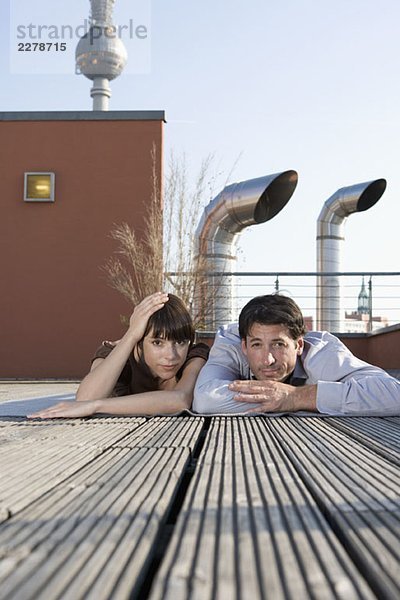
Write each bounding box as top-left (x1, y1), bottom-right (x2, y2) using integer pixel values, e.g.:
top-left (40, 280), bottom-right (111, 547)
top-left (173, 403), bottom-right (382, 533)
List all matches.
top-left (340, 327), bottom-right (400, 369)
top-left (367, 328), bottom-right (400, 368)
top-left (1, 113), bottom-right (163, 378)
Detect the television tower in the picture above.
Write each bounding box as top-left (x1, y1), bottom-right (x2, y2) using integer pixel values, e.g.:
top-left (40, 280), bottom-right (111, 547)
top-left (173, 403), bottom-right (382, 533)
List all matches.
top-left (76, 0), bottom-right (128, 110)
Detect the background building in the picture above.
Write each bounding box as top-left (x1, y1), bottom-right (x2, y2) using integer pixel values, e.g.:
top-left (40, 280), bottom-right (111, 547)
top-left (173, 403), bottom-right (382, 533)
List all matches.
top-left (344, 278), bottom-right (389, 333)
top-left (0, 111), bottom-right (164, 378)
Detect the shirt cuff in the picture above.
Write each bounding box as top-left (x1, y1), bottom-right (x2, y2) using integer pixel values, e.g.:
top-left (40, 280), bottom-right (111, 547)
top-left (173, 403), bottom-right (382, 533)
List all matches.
top-left (316, 381), bottom-right (345, 415)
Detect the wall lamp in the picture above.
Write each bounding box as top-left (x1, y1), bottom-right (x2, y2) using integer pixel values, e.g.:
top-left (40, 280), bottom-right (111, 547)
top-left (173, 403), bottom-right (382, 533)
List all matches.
top-left (24, 172), bottom-right (55, 202)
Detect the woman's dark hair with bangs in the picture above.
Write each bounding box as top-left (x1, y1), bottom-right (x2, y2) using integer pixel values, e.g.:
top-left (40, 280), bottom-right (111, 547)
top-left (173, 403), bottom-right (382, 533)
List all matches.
top-left (239, 294), bottom-right (306, 340)
top-left (142, 293), bottom-right (195, 344)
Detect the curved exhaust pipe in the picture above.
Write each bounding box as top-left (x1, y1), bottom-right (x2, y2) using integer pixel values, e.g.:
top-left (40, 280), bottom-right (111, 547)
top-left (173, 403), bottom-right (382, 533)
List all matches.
top-left (316, 178), bottom-right (386, 332)
top-left (194, 170), bottom-right (298, 329)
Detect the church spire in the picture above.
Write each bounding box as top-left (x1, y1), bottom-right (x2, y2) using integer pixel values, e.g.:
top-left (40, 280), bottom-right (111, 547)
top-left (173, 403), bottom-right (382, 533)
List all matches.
top-left (357, 277), bottom-right (369, 314)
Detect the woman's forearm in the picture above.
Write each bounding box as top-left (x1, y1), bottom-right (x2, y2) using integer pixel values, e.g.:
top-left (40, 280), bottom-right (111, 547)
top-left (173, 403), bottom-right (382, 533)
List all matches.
top-left (28, 356), bottom-right (206, 419)
top-left (28, 390), bottom-right (188, 420)
top-left (76, 329), bottom-right (139, 401)
top-left (90, 358), bottom-right (206, 415)
top-left (174, 357), bottom-right (206, 394)
top-left (94, 389), bottom-right (190, 415)
top-left (77, 342), bottom-right (205, 411)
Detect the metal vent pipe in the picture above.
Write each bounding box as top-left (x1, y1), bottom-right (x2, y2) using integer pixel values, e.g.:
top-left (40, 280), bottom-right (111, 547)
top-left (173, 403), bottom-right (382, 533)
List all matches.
top-left (316, 178), bottom-right (386, 332)
top-left (194, 170), bottom-right (298, 329)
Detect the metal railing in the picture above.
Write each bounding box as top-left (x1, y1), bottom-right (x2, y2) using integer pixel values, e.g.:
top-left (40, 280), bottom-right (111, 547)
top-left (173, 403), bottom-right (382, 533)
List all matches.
top-left (165, 271), bottom-right (400, 333)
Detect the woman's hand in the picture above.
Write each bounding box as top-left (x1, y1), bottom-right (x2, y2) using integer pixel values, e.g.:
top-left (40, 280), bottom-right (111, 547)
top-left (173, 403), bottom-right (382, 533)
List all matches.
top-left (128, 292), bottom-right (169, 341)
top-left (27, 400), bottom-right (100, 419)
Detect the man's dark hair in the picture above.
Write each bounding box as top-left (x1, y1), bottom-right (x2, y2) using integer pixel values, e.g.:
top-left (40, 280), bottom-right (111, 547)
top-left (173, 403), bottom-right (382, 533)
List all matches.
top-left (238, 294), bottom-right (306, 340)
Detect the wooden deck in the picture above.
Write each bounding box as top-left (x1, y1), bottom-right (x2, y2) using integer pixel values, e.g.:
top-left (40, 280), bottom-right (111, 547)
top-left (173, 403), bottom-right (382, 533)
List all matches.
top-left (0, 411), bottom-right (399, 599)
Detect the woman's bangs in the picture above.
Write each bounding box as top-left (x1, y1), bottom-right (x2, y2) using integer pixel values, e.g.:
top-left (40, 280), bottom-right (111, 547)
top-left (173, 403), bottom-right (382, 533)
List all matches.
top-left (147, 306), bottom-right (194, 343)
top-left (150, 320), bottom-right (193, 343)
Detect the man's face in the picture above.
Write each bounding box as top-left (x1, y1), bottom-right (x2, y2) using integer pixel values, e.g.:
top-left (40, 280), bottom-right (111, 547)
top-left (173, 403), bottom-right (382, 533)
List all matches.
top-left (241, 323), bottom-right (304, 382)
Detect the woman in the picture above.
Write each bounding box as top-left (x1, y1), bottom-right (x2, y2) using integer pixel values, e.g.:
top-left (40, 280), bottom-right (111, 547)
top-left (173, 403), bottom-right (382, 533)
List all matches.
top-left (28, 292), bottom-right (209, 419)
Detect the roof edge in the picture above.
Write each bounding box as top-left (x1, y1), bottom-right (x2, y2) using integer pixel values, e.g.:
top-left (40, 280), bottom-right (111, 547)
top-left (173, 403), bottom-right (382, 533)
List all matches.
top-left (0, 110), bottom-right (166, 122)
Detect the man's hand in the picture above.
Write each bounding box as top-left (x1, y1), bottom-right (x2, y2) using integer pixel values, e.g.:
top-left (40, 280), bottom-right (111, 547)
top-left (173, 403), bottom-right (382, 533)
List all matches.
top-left (228, 380), bottom-right (318, 413)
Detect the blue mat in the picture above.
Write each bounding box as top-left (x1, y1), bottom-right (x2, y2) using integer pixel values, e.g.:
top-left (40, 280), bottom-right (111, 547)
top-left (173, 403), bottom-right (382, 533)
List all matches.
top-left (0, 394), bottom-right (76, 417)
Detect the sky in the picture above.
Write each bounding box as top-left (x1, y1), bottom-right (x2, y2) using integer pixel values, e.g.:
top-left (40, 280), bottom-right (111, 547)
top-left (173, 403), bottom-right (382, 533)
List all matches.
top-left (2, 0), bottom-right (399, 287)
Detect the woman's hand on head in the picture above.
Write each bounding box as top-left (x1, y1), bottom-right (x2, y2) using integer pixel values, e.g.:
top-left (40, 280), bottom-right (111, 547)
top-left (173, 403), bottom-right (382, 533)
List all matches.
top-left (128, 292), bottom-right (169, 340)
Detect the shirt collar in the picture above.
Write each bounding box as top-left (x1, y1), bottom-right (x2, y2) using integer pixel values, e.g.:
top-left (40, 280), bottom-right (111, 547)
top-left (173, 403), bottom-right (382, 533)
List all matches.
top-left (286, 356), bottom-right (307, 386)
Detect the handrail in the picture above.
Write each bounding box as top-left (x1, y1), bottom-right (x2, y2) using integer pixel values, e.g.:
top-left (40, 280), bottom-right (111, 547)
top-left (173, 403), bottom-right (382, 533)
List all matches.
top-left (166, 271), bottom-right (400, 277)
top-left (165, 271), bottom-right (400, 333)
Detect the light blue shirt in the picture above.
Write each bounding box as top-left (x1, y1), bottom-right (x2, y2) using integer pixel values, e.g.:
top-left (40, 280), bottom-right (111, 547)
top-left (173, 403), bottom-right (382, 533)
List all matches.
top-left (193, 324), bottom-right (400, 416)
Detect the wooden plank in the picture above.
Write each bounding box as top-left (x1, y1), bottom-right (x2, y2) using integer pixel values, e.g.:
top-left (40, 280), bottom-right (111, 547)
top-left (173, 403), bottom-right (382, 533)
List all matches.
top-left (0, 415), bottom-right (202, 521)
top-left (0, 419), bottom-right (146, 519)
top-left (0, 418), bottom-right (146, 448)
top-left (114, 416), bottom-right (205, 449)
top-left (1, 415), bottom-right (397, 599)
top-left (266, 417), bottom-right (400, 599)
top-left (0, 445), bottom-right (191, 599)
top-left (385, 417), bottom-right (400, 425)
top-left (327, 417), bottom-right (400, 465)
top-left (150, 417), bottom-right (374, 600)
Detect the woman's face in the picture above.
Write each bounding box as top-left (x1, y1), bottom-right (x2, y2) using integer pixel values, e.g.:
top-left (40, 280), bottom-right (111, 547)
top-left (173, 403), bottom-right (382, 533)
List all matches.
top-left (142, 331), bottom-right (190, 381)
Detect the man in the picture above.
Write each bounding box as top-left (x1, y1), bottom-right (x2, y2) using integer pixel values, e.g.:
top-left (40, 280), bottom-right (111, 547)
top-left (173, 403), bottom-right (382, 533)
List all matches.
top-left (193, 294), bottom-right (400, 415)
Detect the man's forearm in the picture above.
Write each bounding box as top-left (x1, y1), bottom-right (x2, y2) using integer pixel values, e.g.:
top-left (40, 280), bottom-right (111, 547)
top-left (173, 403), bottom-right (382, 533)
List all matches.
top-left (289, 384), bottom-right (317, 412)
top-left (316, 377), bottom-right (400, 416)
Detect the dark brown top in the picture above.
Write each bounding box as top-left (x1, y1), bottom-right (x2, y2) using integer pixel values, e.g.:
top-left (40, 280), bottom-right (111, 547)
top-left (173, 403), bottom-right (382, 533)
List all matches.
top-left (92, 342), bottom-right (210, 397)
